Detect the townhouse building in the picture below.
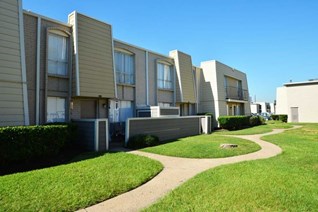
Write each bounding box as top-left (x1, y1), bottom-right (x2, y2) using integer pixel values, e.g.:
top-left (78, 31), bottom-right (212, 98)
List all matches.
top-left (0, 0), bottom-right (251, 133)
top-left (196, 60), bottom-right (251, 126)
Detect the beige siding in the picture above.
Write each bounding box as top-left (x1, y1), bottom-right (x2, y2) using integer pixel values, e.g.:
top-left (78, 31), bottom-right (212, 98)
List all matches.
top-left (199, 60), bottom-right (251, 126)
top-left (70, 12), bottom-right (115, 98)
top-left (148, 52), bottom-right (175, 106)
top-left (114, 41), bottom-right (146, 106)
top-left (169, 50), bottom-right (196, 103)
top-left (117, 85), bottom-right (134, 101)
top-left (24, 14), bottom-right (72, 124)
top-left (23, 14), bottom-right (37, 125)
top-left (0, 0), bottom-right (25, 126)
top-left (158, 90), bottom-right (173, 103)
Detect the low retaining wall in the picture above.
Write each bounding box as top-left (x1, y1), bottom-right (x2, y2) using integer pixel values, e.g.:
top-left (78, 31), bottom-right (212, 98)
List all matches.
top-left (72, 119), bottom-right (109, 151)
top-left (125, 116), bottom-right (211, 144)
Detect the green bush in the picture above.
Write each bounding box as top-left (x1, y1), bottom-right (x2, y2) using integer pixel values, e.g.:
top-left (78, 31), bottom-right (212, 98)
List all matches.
top-left (271, 115), bottom-right (279, 120)
top-left (249, 115), bottom-right (266, 126)
top-left (127, 134), bottom-right (160, 149)
top-left (249, 116), bottom-right (260, 126)
top-left (0, 124), bottom-right (76, 165)
top-left (279, 114), bottom-right (288, 123)
top-left (218, 116), bottom-right (250, 130)
top-left (270, 114), bottom-right (288, 122)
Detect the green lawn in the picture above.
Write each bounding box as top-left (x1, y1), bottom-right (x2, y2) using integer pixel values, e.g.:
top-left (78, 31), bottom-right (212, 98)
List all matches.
top-left (0, 152), bottom-right (163, 211)
top-left (214, 120), bottom-right (293, 135)
top-left (142, 134), bottom-right (261, 158)
top-left (145, 124), bottom-right (318, 211)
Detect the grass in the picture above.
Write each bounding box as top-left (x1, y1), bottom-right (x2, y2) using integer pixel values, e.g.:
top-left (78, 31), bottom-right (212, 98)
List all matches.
top-left (142, 134), bottom-right (261, 158)
top-left (145, 124), bottom-right (318, 211)
top-left (0, 152), bottom-right (163, 211)
top-left (214, 120), bottom-right (293, 135)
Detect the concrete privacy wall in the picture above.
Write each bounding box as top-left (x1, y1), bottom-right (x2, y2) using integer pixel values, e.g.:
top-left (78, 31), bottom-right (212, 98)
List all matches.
top-left (125, 116), bottom-right (211, 144)
top-left (72, 119), bottom-right (108, 151)
top-left (0, 0), bottom-right (28, 126)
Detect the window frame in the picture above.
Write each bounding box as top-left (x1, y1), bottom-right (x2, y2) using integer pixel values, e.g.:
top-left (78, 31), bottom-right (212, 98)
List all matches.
top-left (114, 49), bottom-right (135, 85)
top-left (47, 30), bottom-right (70, 77)
top-left (46, 96), bottom-right (66, 123)
top-left (157, 62), bottom-right (173, 90)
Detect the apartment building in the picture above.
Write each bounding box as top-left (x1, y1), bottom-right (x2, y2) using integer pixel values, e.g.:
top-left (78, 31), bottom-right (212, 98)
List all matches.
top-left (250, 102), bottom-right (274, 114)
top-left (0, 0), bottom-right (251, 130)
top-left (196, 60), bottom-right (251, 126)
top-left (276, 80), bottom-right (318, 123)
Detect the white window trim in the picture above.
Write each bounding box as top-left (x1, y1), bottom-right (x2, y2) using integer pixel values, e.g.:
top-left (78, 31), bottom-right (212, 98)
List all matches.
top-left (157, 62), bottom-right (173, 90)
top-left (47, 29), bottom-right (70, 77)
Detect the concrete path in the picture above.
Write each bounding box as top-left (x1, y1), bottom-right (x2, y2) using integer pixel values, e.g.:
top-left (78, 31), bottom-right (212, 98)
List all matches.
top-left (79, 127), bottom-right (298, 212)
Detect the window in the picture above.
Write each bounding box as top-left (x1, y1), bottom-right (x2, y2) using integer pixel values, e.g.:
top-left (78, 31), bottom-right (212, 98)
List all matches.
top-left (47, 97), bottom-right (66, 122)
top-left (115, 51), bottom-right (134, 84)
top-left (109, 100), bottom-right (133, 123)
top-left (157, 63), bottom-right (172, 89)
top-left (158, 102), bottom-right (171, 107)
top-left (48, 33), bottom-right (68, 76)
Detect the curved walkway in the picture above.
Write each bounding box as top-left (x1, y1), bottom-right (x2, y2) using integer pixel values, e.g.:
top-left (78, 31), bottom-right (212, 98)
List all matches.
top-left (80, 127), bottom-right (298, 212)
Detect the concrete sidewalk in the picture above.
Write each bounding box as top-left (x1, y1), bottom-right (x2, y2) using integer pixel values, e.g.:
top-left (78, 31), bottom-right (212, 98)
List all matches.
top-left (79, 127), bottom-right (297, 212)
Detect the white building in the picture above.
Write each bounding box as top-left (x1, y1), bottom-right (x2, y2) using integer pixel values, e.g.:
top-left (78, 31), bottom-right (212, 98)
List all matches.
top-left (276, 80), bottom-right (318, 123)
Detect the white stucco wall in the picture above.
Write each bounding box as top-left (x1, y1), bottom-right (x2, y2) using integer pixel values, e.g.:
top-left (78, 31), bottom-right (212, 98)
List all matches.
top-left (276, 82), bottom-right (318, 123)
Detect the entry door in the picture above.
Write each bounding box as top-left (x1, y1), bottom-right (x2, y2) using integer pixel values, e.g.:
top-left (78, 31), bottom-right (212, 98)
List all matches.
top-left (291, 107), bottom-right (299, 122)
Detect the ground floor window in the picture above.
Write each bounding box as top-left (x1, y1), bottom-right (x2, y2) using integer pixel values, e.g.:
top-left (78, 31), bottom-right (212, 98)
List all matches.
top-left (109, 100), bottom-right (133, 123)
top-left (158, 102), bottom-right (171, 108)
top-left (227, 103), bottom-right (244, 116)
top-left (47, 97), bottom-right (66, 122)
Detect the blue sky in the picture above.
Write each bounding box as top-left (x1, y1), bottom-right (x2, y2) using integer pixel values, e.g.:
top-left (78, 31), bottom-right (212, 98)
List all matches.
top-left (23, 0), bottom-right (318, 102)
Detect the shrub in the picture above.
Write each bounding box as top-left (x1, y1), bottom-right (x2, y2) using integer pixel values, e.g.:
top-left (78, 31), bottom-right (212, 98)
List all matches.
top-left (271, 115), bottom-right (279, 120)
top-left (279, 114), bottom-right (288, 123)
top-left (270, 114), bottom-right (288, 122)
top-left (250, 115), bottom-right (266, 126)
top-left (249, 116), bottom-right (260, 126)
top-left (218, 116), bottom-right (250, 130)
top-left (127, 134), bottom-right (160, 149)
top-left (0, 124), bottom-right (76, 166)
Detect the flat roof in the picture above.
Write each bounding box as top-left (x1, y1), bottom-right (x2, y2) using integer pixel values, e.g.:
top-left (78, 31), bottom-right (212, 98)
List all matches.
top-left (284, 80), bottom-right (318, 86)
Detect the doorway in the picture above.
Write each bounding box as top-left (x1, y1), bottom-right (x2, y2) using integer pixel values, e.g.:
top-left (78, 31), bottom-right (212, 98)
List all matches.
top-left (291, 107), bottom-right (299, 122)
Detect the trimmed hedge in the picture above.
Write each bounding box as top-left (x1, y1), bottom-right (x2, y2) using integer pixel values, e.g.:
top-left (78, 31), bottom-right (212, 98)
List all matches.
top-left (127, 134), bottom-right (160, 149)
top-left (270, 114), bottom-right (288, 122)
top-left (271, 114), bottom-right (279, 121)
top-left (218, 115), bottom-right (266, 130)
top-left (249, 115), bottom-right (266, 126)
top-left (0, 124), bottom-right (76, 166)
top-left (279, 115), bottom-right (288, 123)
top-left (218, 116), bottom-right (250, 130)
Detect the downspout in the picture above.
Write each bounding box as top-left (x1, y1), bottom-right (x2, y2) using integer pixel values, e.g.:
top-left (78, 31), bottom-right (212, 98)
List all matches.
top-left (145, 51), bottom-right (149, 106)
top-left (36, 17), bottom-right (41, 125)
top-left (18, 0), bottom-right (30, 125)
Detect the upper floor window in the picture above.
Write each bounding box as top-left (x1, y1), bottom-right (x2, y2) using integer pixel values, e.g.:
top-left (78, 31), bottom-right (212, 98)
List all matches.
top-left (48, 33), bottom-right (68, 76)
top-left (115, 51), bottom-right (134, 84)
top-left (157, 63), bottom-right (172, 89)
